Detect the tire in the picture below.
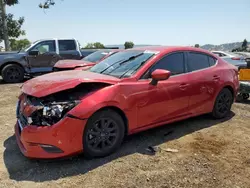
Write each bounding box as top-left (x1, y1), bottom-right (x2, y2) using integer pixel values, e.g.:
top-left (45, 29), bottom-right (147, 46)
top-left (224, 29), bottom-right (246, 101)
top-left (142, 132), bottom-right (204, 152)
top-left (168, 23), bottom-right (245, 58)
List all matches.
top-left (212, 88), bottom-right (233, 119)
top-left (1, 64), bottom-right (24, 83)
top-left (83, 109), bottom-right (125, 158)
top-left (242, 93), bottom-right (250, 100)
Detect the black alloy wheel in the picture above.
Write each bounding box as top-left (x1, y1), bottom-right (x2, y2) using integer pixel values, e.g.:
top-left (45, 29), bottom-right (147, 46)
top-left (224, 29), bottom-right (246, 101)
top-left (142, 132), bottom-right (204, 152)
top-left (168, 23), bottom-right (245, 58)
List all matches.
top-left (2, 64), bottom-right (24, 83)
top-left (212, 88), bottom-right (233, 119)
top-left (83, 109), bottom-right (125, 158)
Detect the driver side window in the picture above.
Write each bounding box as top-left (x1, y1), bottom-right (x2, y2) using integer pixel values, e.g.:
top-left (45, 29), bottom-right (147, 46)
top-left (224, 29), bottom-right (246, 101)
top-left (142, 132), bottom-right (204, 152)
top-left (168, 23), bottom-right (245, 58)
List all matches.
top-left (143, 52), bottom-right (185, 79)
top-left (32, 41), bottom-right (56, 54)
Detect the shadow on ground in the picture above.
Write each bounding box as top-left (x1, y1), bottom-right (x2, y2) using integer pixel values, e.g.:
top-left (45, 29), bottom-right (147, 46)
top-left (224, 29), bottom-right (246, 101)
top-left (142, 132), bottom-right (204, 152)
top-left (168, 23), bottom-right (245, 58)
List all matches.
top-left (0, 77), bottom-right (29, 85)
top-left (3, 112), bottom-right (235, 182)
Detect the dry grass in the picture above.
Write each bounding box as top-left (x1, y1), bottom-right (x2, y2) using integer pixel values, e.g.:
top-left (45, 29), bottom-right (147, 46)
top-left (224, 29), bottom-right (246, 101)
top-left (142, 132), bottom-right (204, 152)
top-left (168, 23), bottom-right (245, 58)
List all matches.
top-left (0, 78), bottom-right (250, 188)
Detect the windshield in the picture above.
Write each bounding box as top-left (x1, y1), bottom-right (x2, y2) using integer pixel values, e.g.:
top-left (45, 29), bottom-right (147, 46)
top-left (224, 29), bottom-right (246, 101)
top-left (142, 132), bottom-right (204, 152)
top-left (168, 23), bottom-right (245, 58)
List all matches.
top-left (23, 40), bottom-right (39, 51)
top-left (82, 50), bottom-right (112, 62)
top-left (89, 50), bottom-right (157, 78)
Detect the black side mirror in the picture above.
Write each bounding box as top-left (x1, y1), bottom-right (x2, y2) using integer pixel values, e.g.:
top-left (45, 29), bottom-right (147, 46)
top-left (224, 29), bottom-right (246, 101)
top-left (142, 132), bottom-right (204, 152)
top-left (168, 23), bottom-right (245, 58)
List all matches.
top-left (28, 50), bottom-right (39, 56)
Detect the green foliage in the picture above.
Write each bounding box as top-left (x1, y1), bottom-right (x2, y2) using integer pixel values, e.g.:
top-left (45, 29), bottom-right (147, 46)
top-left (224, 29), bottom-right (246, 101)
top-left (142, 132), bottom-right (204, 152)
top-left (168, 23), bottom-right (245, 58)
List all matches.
top-left (242, 39), bottom-right (248, 49)
top-left (39, 0), bottom-right (55, 9)
top-left (0, 13), bottom-right (25, 43)
top-left (84, 42), bottom-right (105, 49)
top-left (124, 41), bottom-right (134, 49)
top-left (9, 38), bottom-right (30, 50)
top-left (4, 0), bottom-right (18, 6)
top-left (194, 44), bottom-right (200, 48)
top-left (232, 39), bottom-right (249, 52)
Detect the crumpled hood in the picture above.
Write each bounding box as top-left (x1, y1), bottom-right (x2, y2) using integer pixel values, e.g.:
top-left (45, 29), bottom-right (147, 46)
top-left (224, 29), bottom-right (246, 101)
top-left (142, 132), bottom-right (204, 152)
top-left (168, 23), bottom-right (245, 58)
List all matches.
top-left (54, 59), bottom-right (96, 68)
top-left (22, 70), bottom-right (120, 97)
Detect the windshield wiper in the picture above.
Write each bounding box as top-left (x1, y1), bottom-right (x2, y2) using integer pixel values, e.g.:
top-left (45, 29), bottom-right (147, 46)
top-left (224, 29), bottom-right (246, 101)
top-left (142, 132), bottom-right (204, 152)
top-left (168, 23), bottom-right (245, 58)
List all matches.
top-left (119, 59), bottom-right (147, 78)
top-left (100, 53), bottom-right (144, 74)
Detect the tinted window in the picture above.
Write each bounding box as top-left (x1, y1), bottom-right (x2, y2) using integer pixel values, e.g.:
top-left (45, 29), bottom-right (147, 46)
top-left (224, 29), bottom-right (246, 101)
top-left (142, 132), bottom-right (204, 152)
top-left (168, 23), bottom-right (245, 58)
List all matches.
top-left (188, 52), bottom-right (210, 72)
top-left (59, 40), bottom-right (76, 51)
top-left (208, 56), bottom-right (216, 66)
top-left (147, 52), bottom-right (185, 77)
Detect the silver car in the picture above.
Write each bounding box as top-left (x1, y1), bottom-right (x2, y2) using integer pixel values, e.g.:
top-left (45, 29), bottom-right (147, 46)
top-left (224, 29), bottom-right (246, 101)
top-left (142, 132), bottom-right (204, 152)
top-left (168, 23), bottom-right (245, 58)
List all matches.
top-left (211, 50), bottom-right (247, 68)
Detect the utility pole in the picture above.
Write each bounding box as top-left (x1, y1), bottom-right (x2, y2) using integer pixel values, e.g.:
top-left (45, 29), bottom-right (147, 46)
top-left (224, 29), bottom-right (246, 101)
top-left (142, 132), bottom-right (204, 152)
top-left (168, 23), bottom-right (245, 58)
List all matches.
top-left (0, 0), bottom-right (10, 51)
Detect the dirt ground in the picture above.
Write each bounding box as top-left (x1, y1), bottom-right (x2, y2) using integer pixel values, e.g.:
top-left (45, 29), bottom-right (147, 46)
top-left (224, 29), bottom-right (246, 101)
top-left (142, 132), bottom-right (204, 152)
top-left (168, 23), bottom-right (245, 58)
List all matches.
top-left (0, 78), bottom-right (250, 188)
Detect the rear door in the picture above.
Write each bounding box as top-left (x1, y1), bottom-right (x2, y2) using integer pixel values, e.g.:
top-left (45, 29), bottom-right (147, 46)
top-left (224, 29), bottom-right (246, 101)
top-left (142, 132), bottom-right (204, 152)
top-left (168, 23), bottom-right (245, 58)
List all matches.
top-left (58, 40), bottom-right (82, 60)
top-left (186, 51), bottom-right (219, 114)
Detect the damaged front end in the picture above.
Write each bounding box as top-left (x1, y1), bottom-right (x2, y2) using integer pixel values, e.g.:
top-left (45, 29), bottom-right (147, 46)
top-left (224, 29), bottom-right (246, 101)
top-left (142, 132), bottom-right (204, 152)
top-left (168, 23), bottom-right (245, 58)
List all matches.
top-left (18, 83), bottom-right (110, 127)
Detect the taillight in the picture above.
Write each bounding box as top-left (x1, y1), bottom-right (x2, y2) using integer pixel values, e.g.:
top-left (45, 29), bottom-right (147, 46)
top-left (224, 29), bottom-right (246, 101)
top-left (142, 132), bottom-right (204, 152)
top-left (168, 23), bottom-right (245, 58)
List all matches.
top-left (231, 57), bottom-right (241, 60)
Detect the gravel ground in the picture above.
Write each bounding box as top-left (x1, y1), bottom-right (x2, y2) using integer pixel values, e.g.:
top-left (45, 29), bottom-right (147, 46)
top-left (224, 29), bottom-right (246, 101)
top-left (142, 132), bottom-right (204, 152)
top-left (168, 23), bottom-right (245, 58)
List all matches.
top-left (0, 78), bottom-right (250, 188)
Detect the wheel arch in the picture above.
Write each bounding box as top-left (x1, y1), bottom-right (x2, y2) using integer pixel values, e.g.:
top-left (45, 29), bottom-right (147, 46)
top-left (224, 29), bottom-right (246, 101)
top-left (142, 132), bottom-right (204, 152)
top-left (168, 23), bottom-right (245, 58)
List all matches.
top-left (0, 61), bottom-right (25, 75)
top-left (90, 106), bottom-right (129, 136)
top-left (223, 85), bottom-right (235, 99)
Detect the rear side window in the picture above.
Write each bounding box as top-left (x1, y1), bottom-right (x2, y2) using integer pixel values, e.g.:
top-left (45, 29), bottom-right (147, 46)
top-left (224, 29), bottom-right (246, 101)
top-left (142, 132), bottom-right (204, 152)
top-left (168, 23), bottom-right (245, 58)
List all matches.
top-left (187, 52), bottom-right (210, 72)
top-left (208, 56), bottom-right (216, 66)
top-left (58, 40), bottom-right (76, 51)
top-left (146, 52), bottom-right (185, 77)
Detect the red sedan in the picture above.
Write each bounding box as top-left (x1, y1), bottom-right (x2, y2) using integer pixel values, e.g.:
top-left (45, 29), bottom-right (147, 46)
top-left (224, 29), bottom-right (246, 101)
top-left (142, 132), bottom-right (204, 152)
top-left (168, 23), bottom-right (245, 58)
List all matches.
top-left (53, 49), bottom-right (121, 71)
top-left (15, 46), bottom-right (239, 159)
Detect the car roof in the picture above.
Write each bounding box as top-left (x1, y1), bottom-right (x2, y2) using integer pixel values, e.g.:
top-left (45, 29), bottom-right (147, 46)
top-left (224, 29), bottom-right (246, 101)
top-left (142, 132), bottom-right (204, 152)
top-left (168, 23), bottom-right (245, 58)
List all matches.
top-left (127, 46), bottom-right (214, 55)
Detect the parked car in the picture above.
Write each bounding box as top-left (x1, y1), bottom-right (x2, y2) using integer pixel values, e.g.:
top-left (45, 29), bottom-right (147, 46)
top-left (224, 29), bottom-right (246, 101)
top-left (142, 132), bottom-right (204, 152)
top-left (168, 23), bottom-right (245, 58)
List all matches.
top-left (211, 50), bottom-right (247, 68)
top-left (15, 46), bottom-right (239, 159)
top-left (53, 49), bottom-right (122, 71)
top-left (0, 38), bottom-right (96, 83)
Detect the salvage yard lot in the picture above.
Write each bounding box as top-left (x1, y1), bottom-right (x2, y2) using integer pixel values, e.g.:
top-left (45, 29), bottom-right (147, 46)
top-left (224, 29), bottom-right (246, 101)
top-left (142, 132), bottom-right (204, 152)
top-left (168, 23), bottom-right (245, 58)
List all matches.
top-left (0, 78), bottom-right (250, 188)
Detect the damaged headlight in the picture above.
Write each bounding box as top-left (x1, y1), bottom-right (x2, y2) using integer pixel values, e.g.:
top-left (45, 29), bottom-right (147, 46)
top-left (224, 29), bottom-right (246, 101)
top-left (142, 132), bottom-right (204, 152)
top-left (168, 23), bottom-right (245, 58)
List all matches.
top-left (31, 100), bottom-right (81, 126)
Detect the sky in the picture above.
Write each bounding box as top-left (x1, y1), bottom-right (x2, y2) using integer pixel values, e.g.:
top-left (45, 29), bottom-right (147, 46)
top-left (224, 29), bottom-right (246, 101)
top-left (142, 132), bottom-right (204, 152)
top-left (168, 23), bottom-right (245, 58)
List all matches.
top-left (5, 0), bottom-right (250, 47)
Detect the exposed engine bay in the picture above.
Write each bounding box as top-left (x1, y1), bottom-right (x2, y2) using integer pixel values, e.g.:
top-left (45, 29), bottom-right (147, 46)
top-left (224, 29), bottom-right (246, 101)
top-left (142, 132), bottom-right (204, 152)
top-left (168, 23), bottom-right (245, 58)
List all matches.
top-left (23, 83), bottom-right (111, 126)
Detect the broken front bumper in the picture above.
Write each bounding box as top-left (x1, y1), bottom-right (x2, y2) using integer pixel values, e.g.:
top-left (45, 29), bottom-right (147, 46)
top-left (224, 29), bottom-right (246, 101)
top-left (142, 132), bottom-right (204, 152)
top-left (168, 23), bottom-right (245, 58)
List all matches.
top-left (15, 104), bottom-right (87, 159)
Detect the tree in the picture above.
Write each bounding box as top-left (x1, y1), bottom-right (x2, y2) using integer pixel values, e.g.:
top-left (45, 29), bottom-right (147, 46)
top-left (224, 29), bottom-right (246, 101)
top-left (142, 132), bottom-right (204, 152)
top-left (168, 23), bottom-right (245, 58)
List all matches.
top-left (124, 41), bottom-right (134, 49)
top-left (242, 39), bottom-right (248, 50)
top-left (0, 0), bottom-right (24, 51)
top-left (39, 0), bottom-right (55, 9)
top-left (9, 38), bottom-right (30, 50)
top-left (84, 42), bottom-right (105, 49)
top-left (194, 44), bottom-right (200, 48)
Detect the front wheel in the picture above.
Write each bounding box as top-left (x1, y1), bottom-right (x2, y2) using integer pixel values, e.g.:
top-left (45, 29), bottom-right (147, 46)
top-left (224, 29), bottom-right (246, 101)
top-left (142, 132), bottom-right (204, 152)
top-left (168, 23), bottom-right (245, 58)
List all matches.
top-left (83, 109), bottom-right (125, 158)
top-left (1, 64), bottom-right (24, 83)
top-left (212, 88), bottom-right (233, 119)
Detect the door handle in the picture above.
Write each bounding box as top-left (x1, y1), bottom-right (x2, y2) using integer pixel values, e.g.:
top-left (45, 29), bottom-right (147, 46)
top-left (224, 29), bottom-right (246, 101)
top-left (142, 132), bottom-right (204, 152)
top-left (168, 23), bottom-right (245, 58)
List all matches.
top-left (179, 83), bottom-right (189, 90)
top-left (213, 75), bottom-right (220, 81)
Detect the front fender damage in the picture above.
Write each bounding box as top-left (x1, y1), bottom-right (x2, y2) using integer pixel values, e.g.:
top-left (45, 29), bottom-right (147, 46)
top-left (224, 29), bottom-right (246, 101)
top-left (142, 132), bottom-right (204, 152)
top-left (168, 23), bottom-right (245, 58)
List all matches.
top-left (20, 83), bottom-right (112, 126)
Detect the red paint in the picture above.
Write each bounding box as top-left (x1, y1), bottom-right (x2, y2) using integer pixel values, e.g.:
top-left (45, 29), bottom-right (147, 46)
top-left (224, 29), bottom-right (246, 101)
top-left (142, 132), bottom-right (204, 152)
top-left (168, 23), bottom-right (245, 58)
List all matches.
top-left (54, 49), bottom-right (123, 70)
top-left (151, 69), bottom-right (171, 80)
top-left (16, 46), bottom-right (239, 159)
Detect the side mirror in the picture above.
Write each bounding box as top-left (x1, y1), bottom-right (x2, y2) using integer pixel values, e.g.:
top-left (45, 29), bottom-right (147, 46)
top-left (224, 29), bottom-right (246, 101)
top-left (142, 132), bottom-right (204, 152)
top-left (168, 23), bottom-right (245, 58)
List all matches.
top-left (150, 69), bottom-right (171, 86)
top-left (28, 50), bottom-right (39, 56)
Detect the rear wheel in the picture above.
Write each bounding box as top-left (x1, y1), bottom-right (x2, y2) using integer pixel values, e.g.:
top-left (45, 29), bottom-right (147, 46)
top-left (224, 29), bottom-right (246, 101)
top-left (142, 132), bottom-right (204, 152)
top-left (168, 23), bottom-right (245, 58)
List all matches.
top-left (83, 109), bottom-right (125, 158)
top-left (1, 64), bottom-right (24, 83)
top-left (212, 88), bottom-right (233, 119)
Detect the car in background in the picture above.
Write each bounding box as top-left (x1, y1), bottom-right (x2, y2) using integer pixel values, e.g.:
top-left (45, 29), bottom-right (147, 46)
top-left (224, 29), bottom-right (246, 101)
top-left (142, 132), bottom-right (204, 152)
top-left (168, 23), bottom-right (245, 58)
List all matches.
top-left (0, 38), bottom-right (97, 83)
top-left (211, 50), bottom-right (247, 69)
top-left (15, 46), bottom-right (238, 159)
top-left (53, 49), bottom-right (121, 71)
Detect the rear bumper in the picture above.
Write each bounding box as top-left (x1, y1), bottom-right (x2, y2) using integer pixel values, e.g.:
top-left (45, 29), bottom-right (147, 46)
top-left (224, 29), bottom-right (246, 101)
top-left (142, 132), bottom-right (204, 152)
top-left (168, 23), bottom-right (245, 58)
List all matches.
top-left (15, 116), bottom-right (87, 159)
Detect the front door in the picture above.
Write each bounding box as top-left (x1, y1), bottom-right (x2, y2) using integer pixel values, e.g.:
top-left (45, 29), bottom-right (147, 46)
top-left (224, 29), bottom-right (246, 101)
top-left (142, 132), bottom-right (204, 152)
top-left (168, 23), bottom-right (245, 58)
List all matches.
top-left (136, 52), bottom-right (191, 128)
top-left (27, 40), bottom-right (58, 73)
